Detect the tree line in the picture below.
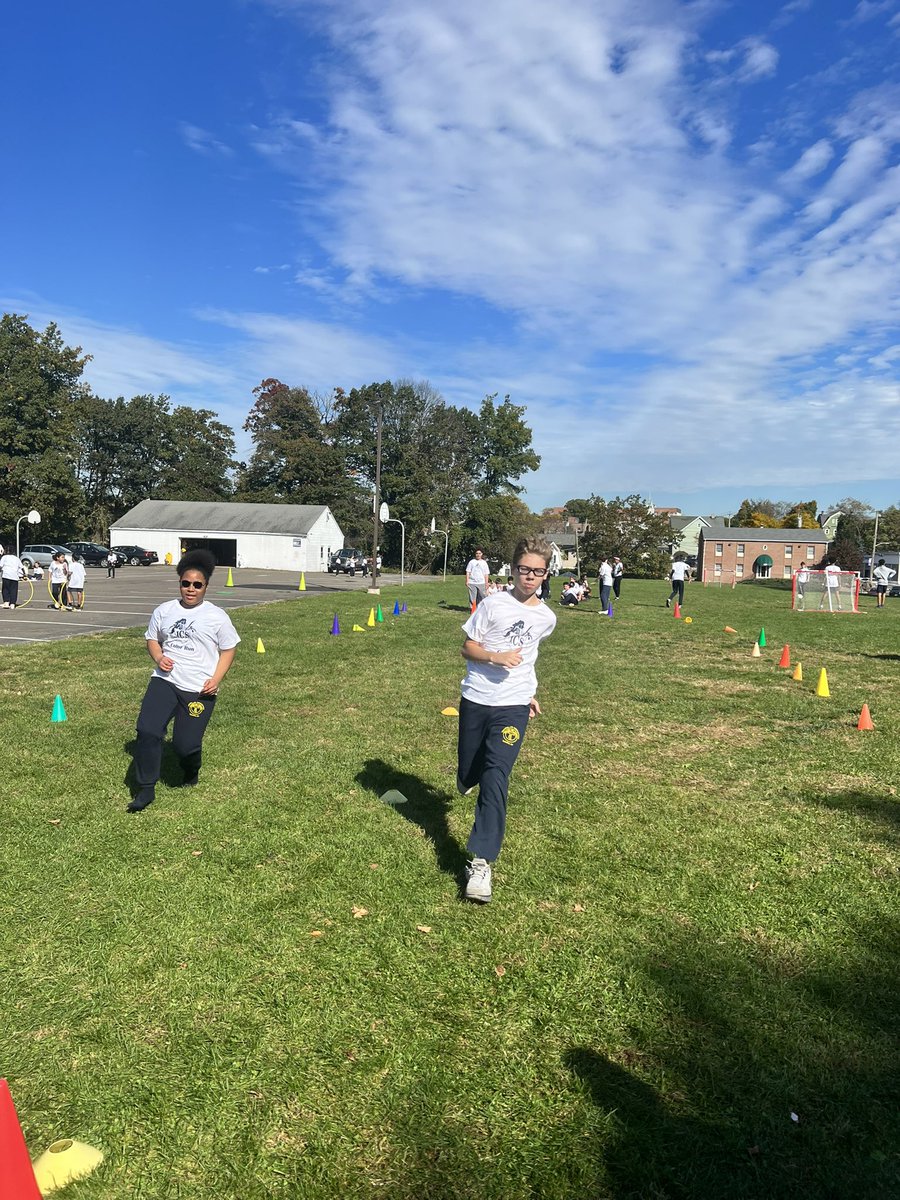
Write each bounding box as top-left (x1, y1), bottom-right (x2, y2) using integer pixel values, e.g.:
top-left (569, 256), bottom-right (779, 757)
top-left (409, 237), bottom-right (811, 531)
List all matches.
top-left (729, 496), bottom-right (899, 572)
top-left (0, 314), bottom-right (542, 571)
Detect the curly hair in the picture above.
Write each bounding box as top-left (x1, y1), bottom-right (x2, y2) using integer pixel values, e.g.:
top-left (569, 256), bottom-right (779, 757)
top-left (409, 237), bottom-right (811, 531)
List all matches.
top-left (511, 535), bottom-right (552, 566)
top-left (176, 548), bottom-right (217, 581)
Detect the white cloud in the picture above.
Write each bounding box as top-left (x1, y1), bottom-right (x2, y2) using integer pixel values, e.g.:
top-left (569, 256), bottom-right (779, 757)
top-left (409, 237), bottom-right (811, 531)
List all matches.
top-left (178, 123), bottom-right (233, 157)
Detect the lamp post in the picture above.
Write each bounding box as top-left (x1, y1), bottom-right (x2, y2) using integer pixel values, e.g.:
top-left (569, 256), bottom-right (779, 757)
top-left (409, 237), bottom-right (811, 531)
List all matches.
top-left (870, 511), bottom-right (881, 582)
top-left (382, 506), bottom-right (406, 587)
top-left (16, 509), bottom-right (40, 557)
top-left (430, 517), bottom-right (448, 582)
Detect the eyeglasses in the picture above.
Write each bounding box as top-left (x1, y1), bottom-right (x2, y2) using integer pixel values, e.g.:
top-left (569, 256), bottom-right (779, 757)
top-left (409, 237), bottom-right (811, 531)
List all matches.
top-left (515, 565), bottom-right (547, 578)
top-left (180, 580), bottom-right (206, 589)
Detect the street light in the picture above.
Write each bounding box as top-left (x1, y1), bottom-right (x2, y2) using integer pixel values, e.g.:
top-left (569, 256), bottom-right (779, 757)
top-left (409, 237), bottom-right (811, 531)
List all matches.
top-left (430, 517), bottom-right (448, 582)
top-left (870, 510), bottom-right (881, 582)
top-left (16, 509), bottom-right (40, 557)
top-left (381, 504), bottom-right (406, 587)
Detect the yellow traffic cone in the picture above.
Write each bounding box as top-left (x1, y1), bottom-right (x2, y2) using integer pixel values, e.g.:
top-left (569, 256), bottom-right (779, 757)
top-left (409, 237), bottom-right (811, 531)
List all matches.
top-left (792, 662), bottom-right (803, 681)
top-left (225, 567), bottom-right (234, 587)
top-left (816, 668), bottom-right (830, 697)
top-left (298, 572), bottom-right (306, 591)
top-left (352, 624), bottom-right (365, 632)
top-left (367, 607), bottom-right (376, 627)
top-left (257, 638), bottom-right (265, 654)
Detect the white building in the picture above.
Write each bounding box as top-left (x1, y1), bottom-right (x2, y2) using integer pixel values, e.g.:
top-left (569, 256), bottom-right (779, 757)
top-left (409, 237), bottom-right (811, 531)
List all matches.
top-left (111, 500), bottom-right (344, 571)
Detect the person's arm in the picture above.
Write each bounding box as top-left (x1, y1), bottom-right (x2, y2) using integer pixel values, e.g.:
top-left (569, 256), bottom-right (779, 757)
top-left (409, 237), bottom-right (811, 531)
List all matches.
top-left (200, 646), bottom-right (237, 695)
top-left (147, 638), bottom-right (174, 673)
top-left (461, 637), bottom-right (522, 668)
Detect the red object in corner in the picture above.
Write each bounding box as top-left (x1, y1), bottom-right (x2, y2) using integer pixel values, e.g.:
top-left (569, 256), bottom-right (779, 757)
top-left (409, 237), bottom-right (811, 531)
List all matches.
top-left (0, 1079), bottom-right (42, 1199)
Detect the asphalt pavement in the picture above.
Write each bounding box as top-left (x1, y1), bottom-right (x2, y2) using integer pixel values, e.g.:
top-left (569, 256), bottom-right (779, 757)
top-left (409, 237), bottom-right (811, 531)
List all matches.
top-left (0, 567), bottom-right (410, 647)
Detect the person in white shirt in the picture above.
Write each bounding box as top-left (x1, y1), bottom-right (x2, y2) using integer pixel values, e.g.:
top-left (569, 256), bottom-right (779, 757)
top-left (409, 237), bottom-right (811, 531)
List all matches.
top-left (795, 565), bottom-right (810, 610)
top-left (48, 552), bottom-right (69, 610)
top-left (560, 578), bottom-right (580, 606)
top-left (457, 536), bottom-right (557, 903)
top-left (0, 550), bottom-right (25, 608)
top-left (612, 556), bottom-right (624, 599)
top-left (872, 558), bottom-right (895, 609)
top-left (465, 548), bottom-right (490, 608)
top-left (819, 560), bottom-right (843, 610)
top-left (598, 556), bottom-right (613, 611)
top-left (128, 549), bottom-right (240, 813)
top-left (66, 556), bottom-right (87, 610)
top-left (666, 558), bottom-right (691, 608)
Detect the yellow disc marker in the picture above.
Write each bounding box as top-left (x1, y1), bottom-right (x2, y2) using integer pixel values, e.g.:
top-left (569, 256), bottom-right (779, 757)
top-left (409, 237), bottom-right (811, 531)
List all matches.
top-left (441, 707), bottom-right (460, 716)
top-left (32, 1139), bottom-right (104, 1194)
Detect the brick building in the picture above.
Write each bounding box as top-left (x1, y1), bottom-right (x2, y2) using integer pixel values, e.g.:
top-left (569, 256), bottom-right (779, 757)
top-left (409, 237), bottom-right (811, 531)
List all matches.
top-left (697, 525), bottom-right (830, 583)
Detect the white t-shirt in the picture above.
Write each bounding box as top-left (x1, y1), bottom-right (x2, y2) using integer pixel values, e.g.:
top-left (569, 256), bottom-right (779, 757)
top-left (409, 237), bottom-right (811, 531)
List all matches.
top-left (49, 561), bottom-right (69, 584)
top-left (145, 599), bottom-right (241, 693)
top-left (796, 567), bottom-right (809, 584)
top-left (598, 562), bottom-right (613, 585)
top-left (873, 564), bottom-right (894, 584)
top-left (461, 589), bottom-right (556, 707)
top-left (670, 561), bottom-right (690, 581)
top-left (0, 554), bottom-right (23, 580)
top-left (466, 558), bottom-right (490, 587)
top-left (68, 561), bottom-right (87, 589)
top-left (613, 561), bottom-right (624, 577)
top-left (824, 563), bottom-right (841, 588)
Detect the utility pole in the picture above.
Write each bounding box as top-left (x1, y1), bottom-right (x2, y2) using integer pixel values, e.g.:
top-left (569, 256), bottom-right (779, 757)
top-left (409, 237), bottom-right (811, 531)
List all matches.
top-left (371, 404), bottom-right (382, 588)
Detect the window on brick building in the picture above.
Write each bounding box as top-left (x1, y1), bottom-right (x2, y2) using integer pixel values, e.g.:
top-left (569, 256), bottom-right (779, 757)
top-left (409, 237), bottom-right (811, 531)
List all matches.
top-left (714, 563), bottom-right (722, 576)
top-left (783, 565), bottom-right (792, 578)
top-left (715, 543), bottom-right (723, 555)
top-left (737, 543), bottom-right (744, 556)
top-left (736, 563), bottom-right (744, 578)
top-left (807, 546), bottom-right (815, 559)
top-left (785, 545), bottom-right (792, 559)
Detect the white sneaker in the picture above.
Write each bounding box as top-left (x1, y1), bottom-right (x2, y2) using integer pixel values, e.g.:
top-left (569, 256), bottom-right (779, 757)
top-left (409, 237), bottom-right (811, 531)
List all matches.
top-left (465, 858), bottom-right (492, 903)
top-left (457, 775), bottom-right (475, 796)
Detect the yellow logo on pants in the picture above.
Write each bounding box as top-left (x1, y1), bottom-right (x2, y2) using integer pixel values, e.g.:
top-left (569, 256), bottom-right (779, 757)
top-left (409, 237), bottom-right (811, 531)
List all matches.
top-left (188, 701), bottom-right (205, 718)
top-left (501, 726), bottom-right (520, 746)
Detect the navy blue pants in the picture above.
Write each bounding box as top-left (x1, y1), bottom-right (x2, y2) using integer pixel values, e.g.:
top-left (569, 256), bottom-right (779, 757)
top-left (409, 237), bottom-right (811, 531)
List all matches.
top-left (457, 697), bottom-right (531, 862)
top-left (668, 579), bottom-right (685, 604)
top-left (134, 677), bottom-right (217, 788)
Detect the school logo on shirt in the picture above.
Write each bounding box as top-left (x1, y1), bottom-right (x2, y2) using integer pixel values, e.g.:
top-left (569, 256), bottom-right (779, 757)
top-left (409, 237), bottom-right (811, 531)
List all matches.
top-left (501, 726), bottom-right (520, 746)
top-left (501, 618), bottom-right (534, 648)
top-left (188, 701), bottom-right (205, 718)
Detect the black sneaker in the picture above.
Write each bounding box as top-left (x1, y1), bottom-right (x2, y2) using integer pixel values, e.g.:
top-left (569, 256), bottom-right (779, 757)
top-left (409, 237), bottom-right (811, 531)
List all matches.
top-left (127, 788), bottom-right (156, 813)
top-left (180, 775), bottom-right (199, 788)
top-left (665, 598), bottom-right (670, 607)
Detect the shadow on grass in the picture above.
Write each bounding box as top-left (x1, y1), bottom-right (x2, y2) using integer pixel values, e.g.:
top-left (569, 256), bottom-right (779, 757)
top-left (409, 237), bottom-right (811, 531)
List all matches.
top-left (356, 758), bottom-right (468, 883)
top-left (857, 652), bottom-right (900, 661)
top-left (437, 601), bottom-right (474, 613)
top-left (565, 915), bottom-right (900, 1199)
top-left (803, 788), bottom-right (900, 830)
top-left (122, 737), bottom-right (184, 794)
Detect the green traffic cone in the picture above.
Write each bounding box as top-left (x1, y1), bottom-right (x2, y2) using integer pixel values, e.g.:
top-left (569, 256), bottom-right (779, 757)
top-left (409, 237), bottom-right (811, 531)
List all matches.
top-left (51, 695), bottom-right (67, 722)
top-left (376, 604), bottom-right (384, 623)
top-left (758, 627), bottom-right (766, 648)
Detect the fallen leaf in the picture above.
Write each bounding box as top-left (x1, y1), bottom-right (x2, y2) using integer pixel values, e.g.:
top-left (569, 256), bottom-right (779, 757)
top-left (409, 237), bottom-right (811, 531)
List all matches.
top-left (48, 819), bottom-right (61, 826)
top-left (573, 903), bottom-right (586, 913)
top-left (309, 930), bottom-right (324, 938)
top-left (352, 906), bottom-right (369, 919)
top-left (494, 965), bottom-right (506, 977)
top-left (177, 962), bottom-right (188, 969)
top-left (191, 850), bottom-right (202, 857)
top-left (369, 863), bottom-right (379, 870)
top-left (416, 925), bottom-right (432, 934)
top-left (749, 880), bottom-right (760, 891)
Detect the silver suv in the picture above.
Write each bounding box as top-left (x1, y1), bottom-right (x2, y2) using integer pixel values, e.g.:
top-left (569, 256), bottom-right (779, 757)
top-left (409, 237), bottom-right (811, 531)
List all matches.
top-left (20, 544), bottom-right (74, 568)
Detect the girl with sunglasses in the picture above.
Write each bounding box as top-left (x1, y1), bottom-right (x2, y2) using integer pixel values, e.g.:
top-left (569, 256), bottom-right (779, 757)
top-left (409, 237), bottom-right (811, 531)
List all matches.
top-left (456, 536), bottom-right (557, 903)
top-left (128, 549), bottom-right (240, 812)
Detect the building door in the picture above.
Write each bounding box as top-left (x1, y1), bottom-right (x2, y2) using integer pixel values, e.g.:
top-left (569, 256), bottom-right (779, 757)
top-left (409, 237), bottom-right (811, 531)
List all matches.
top-left (182, 537), bottom-right (237, 567)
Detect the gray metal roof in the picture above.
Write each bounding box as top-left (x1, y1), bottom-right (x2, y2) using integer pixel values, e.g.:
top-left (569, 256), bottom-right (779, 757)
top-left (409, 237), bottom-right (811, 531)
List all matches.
top-left (700, 524), bottom-right (829, 542)
top-left (670, 515), bottom-right (709, 530)
top-left (111, 499), bottom-right (330, 536)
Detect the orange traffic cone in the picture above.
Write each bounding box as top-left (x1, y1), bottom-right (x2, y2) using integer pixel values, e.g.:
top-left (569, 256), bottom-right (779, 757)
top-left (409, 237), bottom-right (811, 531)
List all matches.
top-left (777, 644), bottom-right (791, 668)
top-left (673, 602), bottom-right (681, 619)
top-left (856, 703), bottom-right (874, 731)
top-left (470, 598), bottom-right (477, 614)
top-left (0, 1079), bottom-right (42, 1199)
top-left (792, 663), bottom-right (803, 681)
top-left (724, 626), bottom-right (737, 633)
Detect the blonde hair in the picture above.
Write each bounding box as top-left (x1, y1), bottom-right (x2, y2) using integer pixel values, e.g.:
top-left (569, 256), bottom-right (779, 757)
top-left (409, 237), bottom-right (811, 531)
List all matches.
top-left (511, 536), bottom-right (552, 566)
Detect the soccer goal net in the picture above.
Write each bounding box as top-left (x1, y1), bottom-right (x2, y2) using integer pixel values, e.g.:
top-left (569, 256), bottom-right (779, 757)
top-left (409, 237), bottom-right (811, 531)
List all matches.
top-left (792, 570), bottom-right (860, 613)
top-left (701, 568), bottom-right (736, 587)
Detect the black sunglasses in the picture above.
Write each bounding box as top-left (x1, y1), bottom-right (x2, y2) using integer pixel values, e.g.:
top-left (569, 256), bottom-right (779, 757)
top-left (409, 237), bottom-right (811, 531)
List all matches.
top-left (180, 580), bottom-right (206, 589)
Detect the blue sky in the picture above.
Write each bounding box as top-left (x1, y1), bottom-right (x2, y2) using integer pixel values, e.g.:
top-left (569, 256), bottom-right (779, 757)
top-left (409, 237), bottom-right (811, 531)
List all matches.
top-left (3, 0), bottom-right (899, 516)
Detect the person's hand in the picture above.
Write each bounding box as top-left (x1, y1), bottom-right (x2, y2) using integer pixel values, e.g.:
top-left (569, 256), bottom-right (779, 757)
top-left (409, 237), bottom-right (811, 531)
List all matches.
top-left (493, 648), bottom-right (523, 668)
top-left (529, 698), bottom-right (542, 719)
top-left (200, 677), bottom-right (219, 695)
top-left (157, 655), bottom-right (174, 672)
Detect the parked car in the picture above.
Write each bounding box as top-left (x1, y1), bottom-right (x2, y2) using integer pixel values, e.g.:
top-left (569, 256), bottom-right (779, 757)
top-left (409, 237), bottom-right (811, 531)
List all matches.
top-left (113, 544), bottom-right (159, 566)
top-left (65, 541), bottom-right (117, 567)
top-left (20, 544), bottom-right (74, 568)
top-left (327, 548), bottom-right (367, 575)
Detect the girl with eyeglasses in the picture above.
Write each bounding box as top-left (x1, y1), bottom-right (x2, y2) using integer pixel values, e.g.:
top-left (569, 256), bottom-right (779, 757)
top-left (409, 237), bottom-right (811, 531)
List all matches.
top-left (456, 536), bottom-right (557, 903)
top-left (127, 549), bottom-right (241, 812)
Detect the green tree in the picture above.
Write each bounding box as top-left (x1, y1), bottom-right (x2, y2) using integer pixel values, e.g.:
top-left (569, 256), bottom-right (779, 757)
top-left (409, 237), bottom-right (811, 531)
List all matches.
top-left (874, 506), bottom-right (900, 551)
top-left (0, 313), bottom-right (89, 539)
top-left (476, 394), bottom-right (540, 498)
top-left (578, 494), bottom-right (674, 577)
top-left (157, 406), bottom-right (237, 501)
top-left (461, 496), bottom-right (539, 568)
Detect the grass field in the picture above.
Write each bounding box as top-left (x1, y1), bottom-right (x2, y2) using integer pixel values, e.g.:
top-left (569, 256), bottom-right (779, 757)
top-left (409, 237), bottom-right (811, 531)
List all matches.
top-left (1, 577), bottom-right (898, 1199)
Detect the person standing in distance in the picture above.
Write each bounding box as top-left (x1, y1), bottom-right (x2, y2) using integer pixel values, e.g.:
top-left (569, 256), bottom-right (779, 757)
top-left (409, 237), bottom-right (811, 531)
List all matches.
top-left (48, 551), bottom-right (69, 609)
top-left (872, 558), bottom-right (895, 609)
top-left (612, 556), bottom-right (624, 599)
top-left (66, 555), bottom-right (86, 610)
top-left (666, 557), bottom-right (691, 608)
top-left (128, 549), bottom-right (240, 813)
top-left (598, 555), bottom-right (613, 612)
top-left (106, 549), bottom-right (119, 578)
top-left (457, 536), bottom-right (557, 903)
top-left (795, 563), bottom-right (810, 610)
top-left (465, 548), bottom-right (490, 608)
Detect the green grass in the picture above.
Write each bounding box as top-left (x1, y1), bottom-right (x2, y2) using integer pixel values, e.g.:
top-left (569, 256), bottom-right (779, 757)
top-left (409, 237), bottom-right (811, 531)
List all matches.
top-left (1, 579), bottom-right (898, 1199)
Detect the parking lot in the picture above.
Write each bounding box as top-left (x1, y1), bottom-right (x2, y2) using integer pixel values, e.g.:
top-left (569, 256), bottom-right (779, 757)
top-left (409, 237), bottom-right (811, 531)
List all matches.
top-left (0, 567), bottom-right (410, 647)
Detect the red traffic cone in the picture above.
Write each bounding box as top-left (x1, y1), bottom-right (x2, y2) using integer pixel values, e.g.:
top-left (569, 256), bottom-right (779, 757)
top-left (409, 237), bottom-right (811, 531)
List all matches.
top-left (777, 644), bottom-right (791, 669)
top-left (673, 602), bottom-right (681, 619)
top-left (0, 1079), bottom-right (42, 1199)
top-left (856, 703), bottom-right (874, 731)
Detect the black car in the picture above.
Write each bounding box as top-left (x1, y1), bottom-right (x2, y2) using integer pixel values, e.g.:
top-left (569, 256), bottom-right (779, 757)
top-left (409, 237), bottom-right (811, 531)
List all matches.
top-left (65, 541), bottom-right (116, 567)
top-left (113, 544), bottom-right (159, 566)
